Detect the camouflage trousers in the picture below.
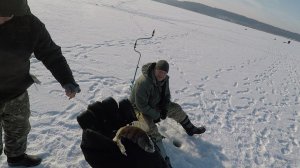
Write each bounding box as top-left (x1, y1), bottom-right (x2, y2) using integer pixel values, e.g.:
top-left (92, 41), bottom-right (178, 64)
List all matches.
top-left (0, 91), bottom-right (31, 157)
top-left (135, 102), bottom-right (187, 142)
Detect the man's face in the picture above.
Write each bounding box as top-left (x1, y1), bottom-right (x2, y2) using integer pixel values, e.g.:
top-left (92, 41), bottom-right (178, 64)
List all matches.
top-left (154, 68), bottom-right (168, 82)
top-left (0, 16), bottom-right (13, 25)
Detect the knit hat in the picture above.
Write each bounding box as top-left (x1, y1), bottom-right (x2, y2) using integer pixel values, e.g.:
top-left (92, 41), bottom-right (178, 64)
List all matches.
top-left (155, 60), bottom-right (169, 73)
top-left (0, 0), bottom-right (31, 16)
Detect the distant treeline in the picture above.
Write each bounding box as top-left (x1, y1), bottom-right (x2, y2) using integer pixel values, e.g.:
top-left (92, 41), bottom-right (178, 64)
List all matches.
top-left (153, 0), bottom-right (300, 42)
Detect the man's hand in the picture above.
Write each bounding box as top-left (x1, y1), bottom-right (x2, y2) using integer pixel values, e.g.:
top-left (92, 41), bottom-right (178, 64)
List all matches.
top-left (156, 107), bottom-right (167, 120)
top-left (63, 83), bottom-right (81, 99)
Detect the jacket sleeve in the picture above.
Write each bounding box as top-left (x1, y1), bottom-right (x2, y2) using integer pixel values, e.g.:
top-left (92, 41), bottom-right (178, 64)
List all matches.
top-left (33, 18), bottom-right (77, 86)
top-left (135, 80), bottom-right (160, 120)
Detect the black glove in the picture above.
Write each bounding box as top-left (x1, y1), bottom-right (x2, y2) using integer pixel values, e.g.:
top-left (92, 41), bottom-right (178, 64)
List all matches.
top-left (160, 109), bottom-right (167, 120)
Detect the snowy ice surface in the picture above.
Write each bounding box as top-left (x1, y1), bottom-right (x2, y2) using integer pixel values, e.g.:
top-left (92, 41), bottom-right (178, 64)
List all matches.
top-left (1, 0), bottom-right (299, 167)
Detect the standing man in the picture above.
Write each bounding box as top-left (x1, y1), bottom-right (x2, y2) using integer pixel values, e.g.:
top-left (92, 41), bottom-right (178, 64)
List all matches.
top-left (0, 0), bottom-right (80, 167)
top-left (130, 60), bottom-right (206, 166)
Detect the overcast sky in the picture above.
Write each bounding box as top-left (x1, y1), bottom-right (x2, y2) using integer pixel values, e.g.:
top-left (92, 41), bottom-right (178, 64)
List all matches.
top-left (185, 0), bottom-right (300, 34)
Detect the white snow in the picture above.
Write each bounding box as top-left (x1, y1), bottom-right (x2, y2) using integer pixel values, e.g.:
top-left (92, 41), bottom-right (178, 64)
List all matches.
top-left (1, 0), bottom-right (300, 167)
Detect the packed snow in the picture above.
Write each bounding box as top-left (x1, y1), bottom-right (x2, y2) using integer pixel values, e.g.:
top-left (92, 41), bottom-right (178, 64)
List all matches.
top-left (1, 0), bottom-right (299, 167)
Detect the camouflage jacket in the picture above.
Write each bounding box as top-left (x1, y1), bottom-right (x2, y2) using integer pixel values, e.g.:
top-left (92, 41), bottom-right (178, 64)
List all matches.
top-left (130, 63), bottom-right (171, 120)
top-left (0, 14), bottom-right (77, 102)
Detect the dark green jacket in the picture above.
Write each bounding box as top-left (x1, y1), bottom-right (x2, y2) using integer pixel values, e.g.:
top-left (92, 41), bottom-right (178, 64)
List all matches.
top-left (130, 63), bottom-right (171, 120)
top-left (0, 14), bottom-right (77, 102)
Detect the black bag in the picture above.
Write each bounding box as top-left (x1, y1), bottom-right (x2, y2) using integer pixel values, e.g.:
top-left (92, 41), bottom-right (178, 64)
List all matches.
top-left (77, 97), bottom-right (168, 168)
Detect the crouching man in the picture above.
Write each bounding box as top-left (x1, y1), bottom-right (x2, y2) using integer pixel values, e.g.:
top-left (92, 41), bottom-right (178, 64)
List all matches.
top-left (130, 60), bottom-right (206, 167)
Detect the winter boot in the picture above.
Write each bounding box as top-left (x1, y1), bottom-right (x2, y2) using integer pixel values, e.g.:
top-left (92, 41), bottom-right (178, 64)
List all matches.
top-left (7, 154), bottom-right (42, 167)
top-left (180, 116), bottom-right (206, 136)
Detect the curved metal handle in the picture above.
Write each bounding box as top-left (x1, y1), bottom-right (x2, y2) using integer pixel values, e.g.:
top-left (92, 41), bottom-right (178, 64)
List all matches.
top-left (131, 29), bottom-right (155, 89)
